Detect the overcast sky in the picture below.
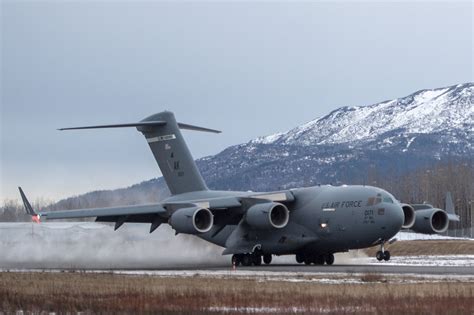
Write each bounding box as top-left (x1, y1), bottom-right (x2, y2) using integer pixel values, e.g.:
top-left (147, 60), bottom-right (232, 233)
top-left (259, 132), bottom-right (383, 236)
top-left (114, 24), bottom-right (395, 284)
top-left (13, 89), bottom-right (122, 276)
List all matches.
top-left (1, 1), bottom-right (472, 202)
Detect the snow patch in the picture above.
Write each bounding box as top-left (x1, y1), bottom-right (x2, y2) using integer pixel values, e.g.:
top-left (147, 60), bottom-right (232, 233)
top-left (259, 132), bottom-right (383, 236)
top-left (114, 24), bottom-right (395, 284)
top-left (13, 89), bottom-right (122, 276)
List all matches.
top-left (252, 132), bottom-right (284, 144)
top-left (395, 231), bottom-right (473, 241)
top-left (362, 255), bottom-right (474, 267)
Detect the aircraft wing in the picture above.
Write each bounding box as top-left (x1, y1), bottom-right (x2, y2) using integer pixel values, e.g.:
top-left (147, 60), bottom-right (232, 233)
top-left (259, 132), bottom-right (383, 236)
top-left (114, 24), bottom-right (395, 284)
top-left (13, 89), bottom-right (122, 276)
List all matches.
top-left (19, 186), bottom-right (167, 218)
top-left (19, 187), bottom-right (295, 233)
top-left (35, 204), bottom-right (167, 220)
top-left (163, 191), bottom-right (295, 210)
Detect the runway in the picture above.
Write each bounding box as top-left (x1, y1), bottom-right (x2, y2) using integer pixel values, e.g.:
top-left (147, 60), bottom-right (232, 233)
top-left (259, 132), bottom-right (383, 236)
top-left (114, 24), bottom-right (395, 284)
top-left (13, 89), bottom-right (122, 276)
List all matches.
top-left (6, 263), bottom-right (473, 277)
top-left (228, 264), bottom-right (474, 276)
top-left (2, 222), bottom-right (473, 277)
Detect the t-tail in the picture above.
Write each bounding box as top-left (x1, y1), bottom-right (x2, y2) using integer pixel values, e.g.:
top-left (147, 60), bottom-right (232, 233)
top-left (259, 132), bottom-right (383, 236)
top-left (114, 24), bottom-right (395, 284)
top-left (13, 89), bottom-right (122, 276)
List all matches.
top-left (58, 111), bottom-right (220, 195)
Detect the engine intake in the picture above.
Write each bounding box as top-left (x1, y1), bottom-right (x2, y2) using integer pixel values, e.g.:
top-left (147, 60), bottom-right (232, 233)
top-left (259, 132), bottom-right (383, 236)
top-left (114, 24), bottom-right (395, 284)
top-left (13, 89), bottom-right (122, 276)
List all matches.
top-left (412, 209), bottom-right (449, 234)
top-left (169, 207), bottom-right (213, 234)
top-left (400, 204), bottom-right (416, 229)
top-left (246, 202), bottom-right (289, 229)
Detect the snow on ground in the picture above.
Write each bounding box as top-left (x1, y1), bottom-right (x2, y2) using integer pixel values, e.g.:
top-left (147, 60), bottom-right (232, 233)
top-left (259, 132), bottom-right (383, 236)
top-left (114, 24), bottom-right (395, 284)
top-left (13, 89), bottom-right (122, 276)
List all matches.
top-left (361, 255), bottom-right (474, 267)
top-left (394, 231), bottom-right (473, 241)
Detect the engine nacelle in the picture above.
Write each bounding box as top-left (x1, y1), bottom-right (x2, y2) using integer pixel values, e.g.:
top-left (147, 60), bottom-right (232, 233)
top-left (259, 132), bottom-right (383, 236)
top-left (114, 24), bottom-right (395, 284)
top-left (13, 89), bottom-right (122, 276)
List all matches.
top-left (245, 202), bottom-right (289, 229)
top-left (169, 207), bottom-right (213, 234)
top-left (400, 203), bottom-right (416, 229)
top-left (411, 209), bottom-right (449, 234)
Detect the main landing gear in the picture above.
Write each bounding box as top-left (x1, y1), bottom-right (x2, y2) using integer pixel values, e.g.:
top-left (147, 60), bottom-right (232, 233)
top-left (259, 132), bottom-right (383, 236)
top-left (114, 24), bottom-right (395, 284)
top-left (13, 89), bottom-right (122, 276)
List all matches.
top-left (295, 253), bottom-right (335, 265)
top-left (376, 241), bottom-right (391, 261)
top-left (232, 253), bottom-right (273, 266)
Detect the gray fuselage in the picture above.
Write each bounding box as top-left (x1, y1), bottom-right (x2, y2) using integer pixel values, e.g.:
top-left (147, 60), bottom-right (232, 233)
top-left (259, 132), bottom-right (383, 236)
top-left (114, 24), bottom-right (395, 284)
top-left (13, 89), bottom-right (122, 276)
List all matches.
top-left (164, 184), bottom-right (404, 256)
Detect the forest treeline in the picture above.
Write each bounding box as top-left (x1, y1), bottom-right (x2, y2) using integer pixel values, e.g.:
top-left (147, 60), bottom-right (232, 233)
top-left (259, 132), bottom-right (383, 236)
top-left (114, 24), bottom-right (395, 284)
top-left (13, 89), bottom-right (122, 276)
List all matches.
top-left (369, 161), bottom-right (473, 230)
top-left (2, 161), bottom-right (473, 231)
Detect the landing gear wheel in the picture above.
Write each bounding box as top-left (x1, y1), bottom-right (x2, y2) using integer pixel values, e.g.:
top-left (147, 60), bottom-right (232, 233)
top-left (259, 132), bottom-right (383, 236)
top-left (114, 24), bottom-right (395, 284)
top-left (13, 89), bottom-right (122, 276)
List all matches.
top-left (315, 255), bottom-right (325, 265)
top-left (304, 256), bottom-right (312, 265)
top-left (376, 251), bottom-right (384, 261)
top-left (253, 254), bottom-right (262, 266)
top-left (296, 254), bottom-right (304, 264)
top-left (376, 240), bottom-right (390, 262)
top-left (263, 254), bottom-right (272, 265)
top-left (325, 253), bottom-right (335, 265)
top-left (231, 254), bottom-right (241, 266)
top-left (242, 254), bottom-right (252, 266)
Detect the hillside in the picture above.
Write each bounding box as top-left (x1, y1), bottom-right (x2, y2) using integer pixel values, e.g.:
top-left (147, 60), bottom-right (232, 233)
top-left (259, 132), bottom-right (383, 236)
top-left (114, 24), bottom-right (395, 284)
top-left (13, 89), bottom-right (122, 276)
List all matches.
top-left (198, 83), bottom-right (473, 191)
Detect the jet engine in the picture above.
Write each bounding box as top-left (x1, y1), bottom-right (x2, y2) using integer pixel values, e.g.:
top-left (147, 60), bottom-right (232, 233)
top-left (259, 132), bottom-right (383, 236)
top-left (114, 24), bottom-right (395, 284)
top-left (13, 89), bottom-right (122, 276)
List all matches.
top-left (169, 207), bottom-right (214, 234)
top-left (400, 203), bottom-right (416, 229)
top-left (245, 202), bottom-right (289, 229)
top-left (411, 208), bottom-right (449, 234)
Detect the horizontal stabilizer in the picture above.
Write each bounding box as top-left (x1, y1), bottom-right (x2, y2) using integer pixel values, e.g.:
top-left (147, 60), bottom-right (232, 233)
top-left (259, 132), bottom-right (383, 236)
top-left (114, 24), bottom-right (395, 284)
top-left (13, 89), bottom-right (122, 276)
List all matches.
top-left (59, 121), bottom-right (221, 133)
top-left (177, 123), bottom-right (221, 133)
top-left (58, 121), bottom-right (167, 131)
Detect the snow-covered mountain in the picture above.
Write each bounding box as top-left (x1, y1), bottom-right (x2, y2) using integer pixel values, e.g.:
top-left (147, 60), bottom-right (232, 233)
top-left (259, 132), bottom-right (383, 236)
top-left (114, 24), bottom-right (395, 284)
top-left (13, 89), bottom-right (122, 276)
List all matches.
top-left (253, 82), bottom-right (473, 149)
top-left (196, 83), bottom-right (473, 191)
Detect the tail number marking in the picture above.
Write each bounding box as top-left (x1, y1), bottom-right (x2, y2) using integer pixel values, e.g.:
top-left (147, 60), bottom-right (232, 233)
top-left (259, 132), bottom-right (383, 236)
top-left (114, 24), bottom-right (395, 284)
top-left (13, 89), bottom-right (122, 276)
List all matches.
top-left (147, 134), bottom-right (176, 143)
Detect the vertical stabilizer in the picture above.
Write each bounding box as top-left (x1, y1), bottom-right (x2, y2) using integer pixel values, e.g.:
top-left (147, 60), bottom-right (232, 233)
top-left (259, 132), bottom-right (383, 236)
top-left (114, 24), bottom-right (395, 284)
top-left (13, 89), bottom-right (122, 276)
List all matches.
top-left (137, 111), bottom-right (209, 195)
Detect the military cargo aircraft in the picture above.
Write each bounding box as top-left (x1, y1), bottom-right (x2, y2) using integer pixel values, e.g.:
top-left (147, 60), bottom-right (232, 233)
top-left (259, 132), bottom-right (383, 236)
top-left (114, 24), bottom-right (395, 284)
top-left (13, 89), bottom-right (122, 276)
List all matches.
top-left (19, 111), bottom-right (460, 266)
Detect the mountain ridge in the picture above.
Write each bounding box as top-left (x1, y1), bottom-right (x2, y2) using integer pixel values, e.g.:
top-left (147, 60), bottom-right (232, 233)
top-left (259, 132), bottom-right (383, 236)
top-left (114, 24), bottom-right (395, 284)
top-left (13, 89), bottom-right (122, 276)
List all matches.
top-left (195, 82), bottom-right (472, 192)
top-left (251, 82), bottom-right (472, 147)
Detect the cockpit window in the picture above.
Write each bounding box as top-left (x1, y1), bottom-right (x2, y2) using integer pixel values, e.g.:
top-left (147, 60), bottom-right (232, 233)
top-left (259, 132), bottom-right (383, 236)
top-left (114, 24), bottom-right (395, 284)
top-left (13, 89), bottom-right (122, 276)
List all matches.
top-left (367, 193), bottom-right (393, 206)
top-left (366, 196), bottom-right (382, 206)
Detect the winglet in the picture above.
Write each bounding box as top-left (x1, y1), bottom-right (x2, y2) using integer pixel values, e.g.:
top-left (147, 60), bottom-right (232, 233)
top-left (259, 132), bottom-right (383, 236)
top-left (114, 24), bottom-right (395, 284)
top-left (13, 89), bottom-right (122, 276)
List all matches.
top-left (18, 187), bottom-right (41, 223)
top-left (445, 192), bottom-right (460, 222)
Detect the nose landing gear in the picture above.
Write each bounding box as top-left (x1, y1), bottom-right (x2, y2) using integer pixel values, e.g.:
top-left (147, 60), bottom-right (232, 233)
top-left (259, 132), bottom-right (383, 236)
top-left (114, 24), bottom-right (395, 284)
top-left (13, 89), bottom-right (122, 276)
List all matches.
top-left (376, 241), bottom-right (391, 261)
